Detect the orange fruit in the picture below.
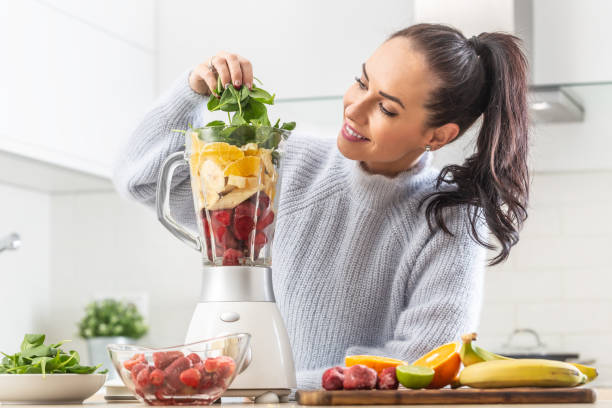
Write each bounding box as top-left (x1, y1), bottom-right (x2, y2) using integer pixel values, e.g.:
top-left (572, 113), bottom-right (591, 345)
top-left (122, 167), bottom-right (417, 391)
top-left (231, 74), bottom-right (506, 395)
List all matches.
top-left (412, 342), bottom-right (461, 389)
top-left (201, 142), bottom-right (244, 162)
top-left (223, 156), bottom-right (261, 177)
top-left (345, 355), bottom-right (407, 375)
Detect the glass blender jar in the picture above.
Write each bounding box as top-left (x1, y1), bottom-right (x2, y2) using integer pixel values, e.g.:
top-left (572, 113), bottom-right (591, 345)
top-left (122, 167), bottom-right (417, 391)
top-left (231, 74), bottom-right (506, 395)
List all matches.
top-left (156, 125), bottom-right (296, 402)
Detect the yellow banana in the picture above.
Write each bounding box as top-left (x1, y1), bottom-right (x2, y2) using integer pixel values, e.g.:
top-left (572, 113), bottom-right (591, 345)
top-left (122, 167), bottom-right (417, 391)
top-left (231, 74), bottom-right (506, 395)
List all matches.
top-left (460, 333), bottom-right (510, 366)
top-left (459, 333), bottom-right (598, 383)
top-left (569, 362), bottom-right (598, 382)
top-left (459, 359), bottom-right (587, 388)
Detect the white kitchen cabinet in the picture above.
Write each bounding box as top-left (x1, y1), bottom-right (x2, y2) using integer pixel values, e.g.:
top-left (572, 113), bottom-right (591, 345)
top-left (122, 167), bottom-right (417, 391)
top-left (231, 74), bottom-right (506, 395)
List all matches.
top-left (532, 0), bottom-right (612, 85)
top-left (157, 0), bottom-right (414, 99)
top-left (0, 0), bottom-right (155, 179)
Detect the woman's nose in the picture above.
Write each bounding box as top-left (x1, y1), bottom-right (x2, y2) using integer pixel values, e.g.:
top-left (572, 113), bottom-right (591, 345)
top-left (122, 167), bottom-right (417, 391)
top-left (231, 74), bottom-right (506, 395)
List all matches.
top-left (345, 96), bottom-right (369, 125)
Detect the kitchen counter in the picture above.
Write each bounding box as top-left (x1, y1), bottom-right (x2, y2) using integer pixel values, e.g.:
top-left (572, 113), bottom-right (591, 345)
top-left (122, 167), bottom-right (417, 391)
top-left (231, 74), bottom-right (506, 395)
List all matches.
top-left (8, 388), bottom-right (612, 408)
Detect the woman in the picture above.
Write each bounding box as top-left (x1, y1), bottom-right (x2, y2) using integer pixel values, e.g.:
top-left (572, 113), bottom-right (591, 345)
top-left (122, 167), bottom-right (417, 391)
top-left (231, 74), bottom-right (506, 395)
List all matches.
top-left (114, 24), bottom-right (529, 389)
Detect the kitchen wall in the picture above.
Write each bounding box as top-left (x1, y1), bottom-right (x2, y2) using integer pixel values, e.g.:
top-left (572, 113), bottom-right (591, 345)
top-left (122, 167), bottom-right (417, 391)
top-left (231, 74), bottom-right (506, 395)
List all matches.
top-left (46, 192), bottom-right (201, 357)
top-left (0, 184), bottom-right (50, 351)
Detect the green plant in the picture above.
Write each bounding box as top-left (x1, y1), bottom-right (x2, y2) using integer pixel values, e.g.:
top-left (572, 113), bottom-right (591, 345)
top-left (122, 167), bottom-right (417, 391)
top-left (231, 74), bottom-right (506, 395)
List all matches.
top-left (77, 299), bottom-right (148, 339)
top-left (0, 334), bottom-right (107, 375)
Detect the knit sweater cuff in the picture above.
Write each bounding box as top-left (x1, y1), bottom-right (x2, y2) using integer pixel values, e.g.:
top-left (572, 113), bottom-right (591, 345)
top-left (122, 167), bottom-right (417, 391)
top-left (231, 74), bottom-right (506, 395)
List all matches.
top-left (157, 69), bottom-right (207, 129)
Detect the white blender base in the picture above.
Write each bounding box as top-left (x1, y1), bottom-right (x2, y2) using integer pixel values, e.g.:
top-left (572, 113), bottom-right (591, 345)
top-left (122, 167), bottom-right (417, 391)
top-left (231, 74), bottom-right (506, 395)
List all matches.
top-left (185, 301), bottom-right (296, 399)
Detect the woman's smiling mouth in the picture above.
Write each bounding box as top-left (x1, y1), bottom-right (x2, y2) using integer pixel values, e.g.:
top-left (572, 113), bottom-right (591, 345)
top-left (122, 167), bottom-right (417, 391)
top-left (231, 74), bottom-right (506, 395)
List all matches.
top-left (342, 122), bottom-right (370, 142)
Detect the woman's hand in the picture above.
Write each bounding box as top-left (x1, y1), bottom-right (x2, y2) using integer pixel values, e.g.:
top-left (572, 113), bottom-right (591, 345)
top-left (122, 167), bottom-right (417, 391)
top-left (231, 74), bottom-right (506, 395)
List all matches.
top-left (189, 51), bottom-right (254, 97)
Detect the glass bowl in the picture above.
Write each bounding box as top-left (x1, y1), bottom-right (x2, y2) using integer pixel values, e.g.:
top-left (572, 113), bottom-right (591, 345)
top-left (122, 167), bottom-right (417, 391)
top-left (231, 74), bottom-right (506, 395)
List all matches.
top-left (107, 333), bottom-right (251, 405)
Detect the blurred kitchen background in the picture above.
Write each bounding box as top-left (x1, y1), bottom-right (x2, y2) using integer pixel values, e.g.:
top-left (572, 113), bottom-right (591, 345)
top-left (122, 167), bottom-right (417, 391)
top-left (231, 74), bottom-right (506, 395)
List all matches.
top-left (1, 0), bottom-right (611, 385)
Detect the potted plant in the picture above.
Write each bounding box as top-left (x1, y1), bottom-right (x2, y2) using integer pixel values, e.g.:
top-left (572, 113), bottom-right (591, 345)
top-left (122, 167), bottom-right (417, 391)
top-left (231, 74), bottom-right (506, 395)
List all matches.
top-left (78, 298), bottom-right (148, 381)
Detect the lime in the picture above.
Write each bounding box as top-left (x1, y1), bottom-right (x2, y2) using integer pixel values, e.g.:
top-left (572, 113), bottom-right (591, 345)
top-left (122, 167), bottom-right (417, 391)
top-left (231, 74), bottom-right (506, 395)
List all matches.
top-left (396, 365), bottom-right (435, 389)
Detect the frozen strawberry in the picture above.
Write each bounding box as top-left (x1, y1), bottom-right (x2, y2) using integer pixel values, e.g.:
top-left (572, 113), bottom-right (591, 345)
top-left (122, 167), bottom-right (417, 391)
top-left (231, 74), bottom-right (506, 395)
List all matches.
top-left (256, 210), bottom-right (274, 230)
top-left (258, 193), bottom-right (270, 211)
top-left (203, 357), bottom-right (219, 373)
top-left (186, 353), bottom-right (201, 365)
top-left (222, 248), bottom-right (242, 266)
top-left (233, 216), bottom-right (254, 241)
top-left (206, 244), bottom-right (223, 262)
top-left (254, 231), bottom-right (267, 246)
top-left (215, 356), bottom-right (236, 379)
top-left (150, 368), bottom-right (165, 386)
top-left (179, 368), bottom-right (201, 388)
top-left (212, 209), bottom-right (232, 226)
top-left (154, 384), bottom-right (175, 401)
top-left (123, 353), bottom-right (146, 370)
top-left (235, 200), bottom-right (256, 218)
top-left (322, 366), bottom-right (345, 390)
top-left (163, 356), bottom-right (191, 389)
top-left (131, 362), bottom-right (149, 383)
top-left (343, 364), bottom-right (377, 390)
top-left (201, 212), bottom-right (211, 242)
top-left (193, 362), bottom-right (205, 375)
top-left (136, 366), bottom-right (151, 388)
top-left (213, 225), bottom-right (226, 243)
top-left (222, 228), bottom-right (241, 250)
top-left (153, 351), bottom-right (184, 370)
top-left (376, 366), bottom-right (399, 390)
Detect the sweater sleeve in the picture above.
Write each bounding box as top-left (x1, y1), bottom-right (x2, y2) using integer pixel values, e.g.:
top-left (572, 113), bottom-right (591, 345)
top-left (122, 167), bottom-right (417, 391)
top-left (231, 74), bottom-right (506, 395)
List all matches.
top-left (112, 70), bottom-right (207, 229)
top-left (344, 207), bottom-right (486, 364)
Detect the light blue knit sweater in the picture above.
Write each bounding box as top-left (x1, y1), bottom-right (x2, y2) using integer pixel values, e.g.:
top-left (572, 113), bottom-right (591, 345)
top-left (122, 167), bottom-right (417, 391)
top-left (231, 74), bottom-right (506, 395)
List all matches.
top-left (113, 71), bottom-right (486, 391)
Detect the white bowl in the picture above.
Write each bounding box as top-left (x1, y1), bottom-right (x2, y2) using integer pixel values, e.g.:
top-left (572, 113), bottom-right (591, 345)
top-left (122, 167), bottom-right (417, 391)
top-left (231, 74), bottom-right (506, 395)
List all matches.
top-left (0, 373), bottom-right (106, 404)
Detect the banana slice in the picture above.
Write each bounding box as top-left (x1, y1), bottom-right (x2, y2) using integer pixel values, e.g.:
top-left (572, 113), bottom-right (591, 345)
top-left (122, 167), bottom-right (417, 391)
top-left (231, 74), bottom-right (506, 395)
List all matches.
top-left (259, 149), bottom-right (273, 174)
top-left (208, 187), bottom-right (259, 211)
top-left (200, 159), bottom-right (226, 194)
top-left (227, 175), bottom-right (259, 189)
top-left (241, 143), bottom-right (259, 156)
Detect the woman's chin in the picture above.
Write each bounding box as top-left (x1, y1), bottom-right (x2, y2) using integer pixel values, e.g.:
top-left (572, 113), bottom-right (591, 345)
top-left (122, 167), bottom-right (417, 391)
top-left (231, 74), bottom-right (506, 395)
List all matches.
top-left (337, 132), bottom-right (366, 161)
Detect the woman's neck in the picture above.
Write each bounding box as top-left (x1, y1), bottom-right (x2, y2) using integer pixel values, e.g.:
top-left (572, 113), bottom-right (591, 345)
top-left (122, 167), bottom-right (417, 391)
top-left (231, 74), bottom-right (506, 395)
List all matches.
top-left (361, 151), bottom-right (425, 178)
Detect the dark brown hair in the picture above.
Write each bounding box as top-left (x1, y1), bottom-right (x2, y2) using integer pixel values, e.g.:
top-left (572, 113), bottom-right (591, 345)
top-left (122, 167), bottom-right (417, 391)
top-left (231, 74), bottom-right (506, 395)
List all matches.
top-left (389, 24), bottom-right (529, 265)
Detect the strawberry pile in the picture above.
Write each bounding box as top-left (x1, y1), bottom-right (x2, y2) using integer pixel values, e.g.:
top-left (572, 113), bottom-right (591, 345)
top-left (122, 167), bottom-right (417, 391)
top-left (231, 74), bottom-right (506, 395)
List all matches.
top-left (202, 192), bottom-right (275, 265)
top-left (322, 365), bottom-right (398, 390)
top-left (122, 351), bottom-right (236, 405)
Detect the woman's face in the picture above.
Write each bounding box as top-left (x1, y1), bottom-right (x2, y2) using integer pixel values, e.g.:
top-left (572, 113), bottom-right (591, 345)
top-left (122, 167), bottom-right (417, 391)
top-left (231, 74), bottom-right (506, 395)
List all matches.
top-left (337, 37), bottom-right (440, 176)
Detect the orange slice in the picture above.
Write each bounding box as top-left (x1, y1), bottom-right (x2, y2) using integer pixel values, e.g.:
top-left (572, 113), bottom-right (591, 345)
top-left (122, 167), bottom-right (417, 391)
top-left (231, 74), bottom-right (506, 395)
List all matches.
top-left (201, 142), bottom-right (244, 162)
top-left (223, 156), bottom-right (261, 177)
top-left (412, 342), bottom-right (461, 389)
top-left (345, 355), bottom-right (407, 375)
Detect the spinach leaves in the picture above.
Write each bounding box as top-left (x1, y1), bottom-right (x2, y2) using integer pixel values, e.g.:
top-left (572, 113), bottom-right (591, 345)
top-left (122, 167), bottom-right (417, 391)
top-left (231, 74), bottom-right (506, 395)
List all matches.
top-left (0, 334), bottom-right (107, 376)
top-left (195, 77), bottom-right (295, 154)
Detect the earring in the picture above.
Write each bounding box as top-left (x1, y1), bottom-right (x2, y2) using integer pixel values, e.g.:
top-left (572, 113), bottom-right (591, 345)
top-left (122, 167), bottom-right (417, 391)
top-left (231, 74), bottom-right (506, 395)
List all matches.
top-left (425, 145), bottom-right (431, 152)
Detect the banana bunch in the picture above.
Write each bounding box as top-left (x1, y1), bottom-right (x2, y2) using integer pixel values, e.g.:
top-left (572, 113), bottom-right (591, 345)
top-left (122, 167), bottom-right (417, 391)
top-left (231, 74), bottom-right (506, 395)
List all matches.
top-left (458, 333), bottom-right (597, 388)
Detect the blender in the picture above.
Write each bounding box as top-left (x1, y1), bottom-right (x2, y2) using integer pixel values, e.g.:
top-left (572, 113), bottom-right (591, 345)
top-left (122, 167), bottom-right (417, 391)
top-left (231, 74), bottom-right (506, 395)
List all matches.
top-left (156, 126), bottom-right (296, 402)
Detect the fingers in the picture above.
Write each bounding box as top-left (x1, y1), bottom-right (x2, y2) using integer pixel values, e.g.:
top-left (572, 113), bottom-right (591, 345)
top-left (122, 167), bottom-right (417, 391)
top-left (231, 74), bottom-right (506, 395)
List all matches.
top-left (225, 54), bottom-right (243, 88)
top-left (239, 58), bottom-right (253, 89)
top-left (189, 64), bottom-right (213, 96)
top-left (200, 66), bottom-right (218, 97)
top-left (190, 52), bottom-right (254, 97)
top-left (211, 55), bottom-right (231, 90)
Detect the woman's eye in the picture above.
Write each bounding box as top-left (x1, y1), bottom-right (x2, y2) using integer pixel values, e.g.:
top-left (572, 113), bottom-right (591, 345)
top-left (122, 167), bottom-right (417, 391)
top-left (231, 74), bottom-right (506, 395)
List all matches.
top-left (379, 103), bottom-right (397, 117)
top-left (354, 76), bottom-right (367, 90)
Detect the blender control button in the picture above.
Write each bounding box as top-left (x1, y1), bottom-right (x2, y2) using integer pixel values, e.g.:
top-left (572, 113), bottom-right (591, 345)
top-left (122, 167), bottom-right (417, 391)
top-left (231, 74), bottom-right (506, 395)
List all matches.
top-left (220, 312), bottom-right (240, 322)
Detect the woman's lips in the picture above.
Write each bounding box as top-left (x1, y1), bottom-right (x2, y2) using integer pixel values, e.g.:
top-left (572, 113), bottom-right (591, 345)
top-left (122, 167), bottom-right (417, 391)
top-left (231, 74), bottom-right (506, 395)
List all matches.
top-left (341, 122), bottom-right (369, 143)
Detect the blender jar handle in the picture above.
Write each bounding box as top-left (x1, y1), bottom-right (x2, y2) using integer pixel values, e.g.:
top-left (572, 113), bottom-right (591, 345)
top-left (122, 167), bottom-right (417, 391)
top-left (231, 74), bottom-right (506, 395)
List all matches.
top-left (156, 151), bottom-right (202, 251)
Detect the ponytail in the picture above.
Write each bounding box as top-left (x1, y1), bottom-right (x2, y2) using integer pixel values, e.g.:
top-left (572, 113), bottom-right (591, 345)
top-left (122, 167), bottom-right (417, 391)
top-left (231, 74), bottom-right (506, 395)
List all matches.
top-left (389, 25), bottom-right (530, 265)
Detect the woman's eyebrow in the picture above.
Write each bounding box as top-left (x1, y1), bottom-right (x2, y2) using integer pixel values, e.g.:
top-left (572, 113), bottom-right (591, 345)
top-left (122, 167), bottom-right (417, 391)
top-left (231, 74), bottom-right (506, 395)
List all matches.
top-left (362, 63), bottom-right (405, 110)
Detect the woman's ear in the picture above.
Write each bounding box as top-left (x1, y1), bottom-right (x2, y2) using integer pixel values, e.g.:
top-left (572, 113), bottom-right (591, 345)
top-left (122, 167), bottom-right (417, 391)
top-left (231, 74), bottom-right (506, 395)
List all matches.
top-left (428, 123), bottom-right (459, 150)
